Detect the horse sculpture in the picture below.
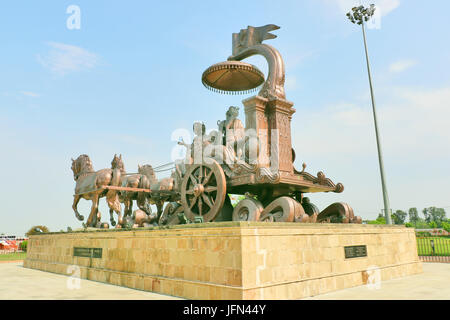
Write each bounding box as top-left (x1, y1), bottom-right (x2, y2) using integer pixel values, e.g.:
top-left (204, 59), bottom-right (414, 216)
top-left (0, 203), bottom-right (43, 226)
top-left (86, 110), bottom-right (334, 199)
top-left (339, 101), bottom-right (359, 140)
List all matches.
top-left (111, 155), bottom-right (178, 227)
top-left (119, 164), bottom-right (157, 221)
top-left (71, 154), bottom-right (123, 227)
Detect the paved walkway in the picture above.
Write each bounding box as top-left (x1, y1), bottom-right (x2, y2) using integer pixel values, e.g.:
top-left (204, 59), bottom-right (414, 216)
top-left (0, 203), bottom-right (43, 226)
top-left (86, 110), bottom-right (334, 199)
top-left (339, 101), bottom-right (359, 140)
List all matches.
top-left (0, 262), bottom-right (449, 299)
top-left (0, 262), bottom-right (182, 300)
top-left (305, 263), bottom-right (450, 300)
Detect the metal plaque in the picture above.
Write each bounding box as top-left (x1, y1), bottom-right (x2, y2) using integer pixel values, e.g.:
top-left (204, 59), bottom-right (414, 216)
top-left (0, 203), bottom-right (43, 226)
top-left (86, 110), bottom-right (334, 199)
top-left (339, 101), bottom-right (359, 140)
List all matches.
top-left (73, 247), bottom-right (102, 258)
top-left (344, 245), bottom-right (367, 259)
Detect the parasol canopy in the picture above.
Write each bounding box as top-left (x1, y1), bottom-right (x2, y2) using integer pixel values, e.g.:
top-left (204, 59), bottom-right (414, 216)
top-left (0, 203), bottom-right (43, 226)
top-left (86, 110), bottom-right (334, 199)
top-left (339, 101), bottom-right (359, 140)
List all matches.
top-left (201, 61), bottom-right (265, 95)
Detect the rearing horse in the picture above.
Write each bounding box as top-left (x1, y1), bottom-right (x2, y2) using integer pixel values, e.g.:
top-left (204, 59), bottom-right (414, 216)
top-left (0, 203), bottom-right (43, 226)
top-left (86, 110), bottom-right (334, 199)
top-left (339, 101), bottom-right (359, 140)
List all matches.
top-left (71, 154), bottom-right (123, 227)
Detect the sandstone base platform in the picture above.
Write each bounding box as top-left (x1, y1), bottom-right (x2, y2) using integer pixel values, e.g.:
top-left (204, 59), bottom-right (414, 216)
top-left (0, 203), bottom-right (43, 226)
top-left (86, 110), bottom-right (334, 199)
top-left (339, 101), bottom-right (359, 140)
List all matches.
top-left (24, 222), bottom-right (422, 299)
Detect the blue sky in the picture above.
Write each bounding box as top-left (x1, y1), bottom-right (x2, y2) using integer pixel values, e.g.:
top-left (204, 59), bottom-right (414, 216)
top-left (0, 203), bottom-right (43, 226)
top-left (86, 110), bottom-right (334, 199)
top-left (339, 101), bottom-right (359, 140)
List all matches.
top-left (1, 0), bottom-right (449, 235)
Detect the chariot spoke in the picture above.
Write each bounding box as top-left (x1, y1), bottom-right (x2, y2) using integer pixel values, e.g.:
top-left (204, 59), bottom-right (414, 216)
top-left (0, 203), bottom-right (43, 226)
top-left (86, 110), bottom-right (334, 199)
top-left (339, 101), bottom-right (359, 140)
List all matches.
top-left (198, 165), bottom-right (203, 180)
top-left (198, 197), bottom-right (203, 215)
top-left (204, 186), bottom-right (217, 193)
top-left (189, 195), bottom-right (199, 209)
top-left (201, 193), bottom-right (213, 208)
top-left (189, 174), bottom-right (197, 186)
top-left (202, 170), bottom-right (213, 185)
top-left (185, 188), bottom-right (195, 195)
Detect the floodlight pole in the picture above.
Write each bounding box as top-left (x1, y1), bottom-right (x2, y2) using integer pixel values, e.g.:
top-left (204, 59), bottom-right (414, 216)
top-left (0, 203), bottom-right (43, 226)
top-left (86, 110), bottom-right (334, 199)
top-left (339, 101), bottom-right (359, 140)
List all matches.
top-left (347, 5), bottom-right (392, 224)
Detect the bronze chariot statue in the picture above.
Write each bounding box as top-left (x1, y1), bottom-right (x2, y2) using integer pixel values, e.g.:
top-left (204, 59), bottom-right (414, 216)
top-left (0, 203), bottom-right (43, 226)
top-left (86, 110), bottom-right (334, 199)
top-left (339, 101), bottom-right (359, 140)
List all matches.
top-left (71, 25), bottom-right (361, 228)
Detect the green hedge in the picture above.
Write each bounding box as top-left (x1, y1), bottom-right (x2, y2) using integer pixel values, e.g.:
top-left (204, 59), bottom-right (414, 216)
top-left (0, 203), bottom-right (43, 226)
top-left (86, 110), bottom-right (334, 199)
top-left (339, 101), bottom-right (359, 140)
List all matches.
top-left (19, 240), bottom-right (28, 252)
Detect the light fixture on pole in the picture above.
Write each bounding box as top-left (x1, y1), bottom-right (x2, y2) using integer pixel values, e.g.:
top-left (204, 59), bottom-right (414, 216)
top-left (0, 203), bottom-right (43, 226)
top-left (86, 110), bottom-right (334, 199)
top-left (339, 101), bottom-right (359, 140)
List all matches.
top-left (346, 4), bottom-right (392, 225)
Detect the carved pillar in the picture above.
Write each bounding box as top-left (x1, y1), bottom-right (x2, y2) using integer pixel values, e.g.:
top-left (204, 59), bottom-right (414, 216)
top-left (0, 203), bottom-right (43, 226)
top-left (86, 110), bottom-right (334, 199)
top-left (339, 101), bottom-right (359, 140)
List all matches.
top-left (267, 98), bottom-right (295, 173)
top-left (242, 95), bottom-right (270, 167)
top-left (243, 95), bottom-right (295, 173)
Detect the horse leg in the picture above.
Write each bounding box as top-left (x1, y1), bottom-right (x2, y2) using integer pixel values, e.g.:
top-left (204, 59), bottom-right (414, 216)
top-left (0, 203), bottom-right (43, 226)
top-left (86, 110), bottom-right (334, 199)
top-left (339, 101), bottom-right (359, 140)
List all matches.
top-left (128, 200), bottom-right (134, 217)
top-left (107, 191), bottom-right (117, 227)
top-left (156, 200), bottom-right (164, 221)
top-left (96, 210), bottom-right (102, 228)
top-left (137, 195), bottom-right (151, 215)
top-left (115, 203), bottom-right (123, 227)
top-left (109, 208), bottom-right (116, 227)
top-left (122, 200), bottom-right (133, 227)
top-left (72, 195), bottom-right (84, 221)
top-left (87, 194), bottom-right (99, 227)
top-left (107, 190), bottom-right (123, 227)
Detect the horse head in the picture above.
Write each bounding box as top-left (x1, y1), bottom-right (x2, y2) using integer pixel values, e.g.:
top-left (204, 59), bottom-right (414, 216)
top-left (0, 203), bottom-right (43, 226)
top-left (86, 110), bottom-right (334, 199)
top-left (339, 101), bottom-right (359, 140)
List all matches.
top-left (138, 164), bottom-right (157, 184)
top-left (71, 154), bottom-right (94, 180)
top-left (111, 154), bottom-right (125, 173)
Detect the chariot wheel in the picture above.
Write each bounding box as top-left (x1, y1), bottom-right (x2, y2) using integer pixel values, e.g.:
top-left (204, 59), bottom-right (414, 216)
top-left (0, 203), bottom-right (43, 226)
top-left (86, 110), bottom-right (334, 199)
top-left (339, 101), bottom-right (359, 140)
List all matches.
top-left (180, 159), bottom-right (226, 222)
top-left (167, 205), bottom-right (186, 225)
top-left (159, 202), bottom-right (179, 225)
top-left (232, 198), bottom-right (264, 222)
top-left (259, 196), bottom-right (297, 222)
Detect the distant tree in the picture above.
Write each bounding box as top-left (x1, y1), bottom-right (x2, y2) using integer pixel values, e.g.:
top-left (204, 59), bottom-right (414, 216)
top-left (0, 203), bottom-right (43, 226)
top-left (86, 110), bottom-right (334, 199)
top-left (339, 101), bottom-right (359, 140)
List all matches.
top-left (408, 208), bottom-right (419, 226)
top-left (367, 214), bottom-right (386, 224)
top-left (428, 221), bottom-right (438, 229)
top-left (422, 207), bottom-right (447, 227)
top-left (392, 210), bottom-right (407, 225)
top-left (432, 208), bottom-right (446, 226)
top-left (67, 226), bottom-right (73, 232)
top-left (25, 225), bottom-right (49, 237)
top-left (413, 219), bottom-right (429, 229)
top-left (442, 221), bottom-right (450, 233)
top-left (422, 208), bottom-right (432, 224)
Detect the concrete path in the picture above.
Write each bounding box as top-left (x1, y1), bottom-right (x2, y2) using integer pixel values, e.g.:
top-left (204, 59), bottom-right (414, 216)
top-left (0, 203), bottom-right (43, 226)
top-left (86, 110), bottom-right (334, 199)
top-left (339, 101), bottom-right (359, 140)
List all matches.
top-left (0, 262), bottom-right (448, 299)
top-left (0, 262), bottom-right (182, 300)
top-left (305, 263), bottom-right (450, 300)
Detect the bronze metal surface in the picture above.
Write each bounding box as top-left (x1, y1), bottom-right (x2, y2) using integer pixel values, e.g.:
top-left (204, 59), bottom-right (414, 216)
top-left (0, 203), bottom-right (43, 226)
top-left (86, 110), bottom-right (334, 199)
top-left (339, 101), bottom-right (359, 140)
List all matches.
top-left (71, 154), bottom-right (123, 227)
top-left (180, 160), bottom-right (227, 223)
top-left (202, 61), bottom-right (265, 94)
top-left (68, 24), bottom-right (362, 228)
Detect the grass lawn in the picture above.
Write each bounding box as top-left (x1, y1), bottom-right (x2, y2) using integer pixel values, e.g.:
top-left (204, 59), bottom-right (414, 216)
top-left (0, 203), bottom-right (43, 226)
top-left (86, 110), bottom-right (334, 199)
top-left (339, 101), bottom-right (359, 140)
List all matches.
top-left (416, 237), bottom-right (450, 256)
top-left (0, 252), bottom-right (27, 261)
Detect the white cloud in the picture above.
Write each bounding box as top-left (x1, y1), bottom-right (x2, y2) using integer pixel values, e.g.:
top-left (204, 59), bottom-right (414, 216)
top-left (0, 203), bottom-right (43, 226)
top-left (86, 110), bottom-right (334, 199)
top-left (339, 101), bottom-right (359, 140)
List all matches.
top-left (375, 0), bottom-right (400, 16)
top-left (285, 76), bottom-right (298, 91)
top-left (389, 59), bottom-right (417, 73)
top-left (327, 0), bottom-right (400, 17)
top-left (21, 91), bottom-right (40, 98)
top-left (37, 42), bottom-right (100, 75)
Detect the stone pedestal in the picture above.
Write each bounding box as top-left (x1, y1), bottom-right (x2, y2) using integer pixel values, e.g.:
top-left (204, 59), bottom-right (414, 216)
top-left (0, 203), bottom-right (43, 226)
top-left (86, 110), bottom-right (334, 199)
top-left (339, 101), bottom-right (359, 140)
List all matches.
top-left (24, 222), bottom-right (422, 300)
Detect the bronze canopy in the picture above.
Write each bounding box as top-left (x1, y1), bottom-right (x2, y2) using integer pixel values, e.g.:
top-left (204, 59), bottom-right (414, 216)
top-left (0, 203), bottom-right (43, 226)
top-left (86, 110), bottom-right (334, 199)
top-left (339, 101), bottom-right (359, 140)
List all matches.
top-left (201, 61), bottom-right (265, 95)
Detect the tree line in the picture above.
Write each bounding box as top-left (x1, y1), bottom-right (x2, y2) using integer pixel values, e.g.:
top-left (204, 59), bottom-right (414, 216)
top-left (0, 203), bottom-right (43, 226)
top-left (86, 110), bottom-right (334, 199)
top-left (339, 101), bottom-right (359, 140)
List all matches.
top-left (365, 207), bottom-right (449, 231)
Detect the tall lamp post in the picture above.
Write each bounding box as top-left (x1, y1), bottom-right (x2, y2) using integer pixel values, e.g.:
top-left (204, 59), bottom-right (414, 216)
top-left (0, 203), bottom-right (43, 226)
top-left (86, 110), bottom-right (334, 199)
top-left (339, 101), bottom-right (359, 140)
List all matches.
top-left (346, 4), bottom-right (392, 225)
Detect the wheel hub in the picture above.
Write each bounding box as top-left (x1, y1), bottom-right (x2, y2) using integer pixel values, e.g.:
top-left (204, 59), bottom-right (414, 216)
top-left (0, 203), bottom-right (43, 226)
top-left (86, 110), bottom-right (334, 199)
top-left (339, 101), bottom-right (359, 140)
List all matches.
top-left (193, 184), bottom-right (204, 197)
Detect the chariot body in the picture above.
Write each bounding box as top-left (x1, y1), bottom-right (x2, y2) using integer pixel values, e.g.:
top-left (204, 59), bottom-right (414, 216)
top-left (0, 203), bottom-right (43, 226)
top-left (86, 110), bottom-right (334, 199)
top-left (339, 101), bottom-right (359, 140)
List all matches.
top-left (71, 25), bottom-right (361, 228)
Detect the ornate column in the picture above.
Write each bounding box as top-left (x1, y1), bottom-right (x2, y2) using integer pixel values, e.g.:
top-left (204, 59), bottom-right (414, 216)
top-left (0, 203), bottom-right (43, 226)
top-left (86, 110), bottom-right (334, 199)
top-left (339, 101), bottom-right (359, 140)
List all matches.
top-left (242, 95), bottom-right (270, 167)
top-left (267, 98), bottom-right (295, 174)
top-left (243, 95), bottom-right (295, 174)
